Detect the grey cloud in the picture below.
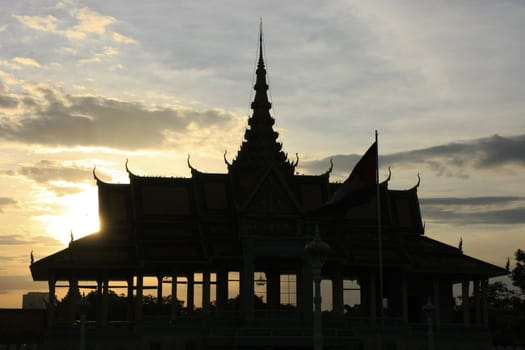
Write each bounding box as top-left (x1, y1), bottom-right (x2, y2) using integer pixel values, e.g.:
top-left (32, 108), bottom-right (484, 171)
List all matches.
top-left (385, 134), bottom-right (525, 169)
top-left (0, 275), bottom-right (46, 293)
top-left (0, 197), bottom-right (17, 212)
top-left (421, 206), bottom-right (525, 226)
top-left (300, 134), bottom-right (525, 177)
top-left (0, 235), bottom-right (30, 245)
top-left (0, 234), bottom-right (62, 246)
top-left (6, 159), bottom-right (92, 195)
top-left (0, 87), bottom-right (238, 150)
top-left (419, 196), bottom-right (525, 225)
top-left (13, 159), bottom-right (91, 184)
top-left (420, 196), bottom-right (524, 206)
top-left (0, 94), bottom-right (19, 108)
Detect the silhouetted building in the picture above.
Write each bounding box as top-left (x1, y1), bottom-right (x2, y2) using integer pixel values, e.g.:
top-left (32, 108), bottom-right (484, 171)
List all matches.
top-left (22, 292), bottom-right (48, 310)
top-left (30, 29), bottom-right (506, 350)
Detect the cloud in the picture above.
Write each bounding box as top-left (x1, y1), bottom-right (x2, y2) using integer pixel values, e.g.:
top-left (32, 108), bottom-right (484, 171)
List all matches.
top-left (77, 46), bottom-right (118, 64)
top-left (9, 160), bottom-right (91, 184)
top-left (12, 57), bottom-right (42, 68)
top-left (0, 85), bottom-right (241, 150)
top-left (420, 196), bottom-right (525, 225)
top-left (0, 94), bottom-right (19, 108)
top-left (111, 32), bottom-right (136, 44)
top-left (0, 197), bottom-right (17, 212)
top-left (420, 196), bottom-right (524, 206)
top-left (67, 6), bottom-right (115, 37)
top-left (14, 14), bottom-right (58, 32)
top-left (13, 4), bottom-right (135, 46)
top-left (0, 275), bottom-right (41, 293)
top-left (300, 134), bottom-right (525, 177)
top-left (5, 159), bottom-right (93, 195)
top-left (0, 234), bottom-right (62, 246)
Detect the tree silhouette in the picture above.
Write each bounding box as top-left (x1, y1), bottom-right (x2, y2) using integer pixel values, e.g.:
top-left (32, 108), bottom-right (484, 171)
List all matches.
top-left (511, 249), bottom-right (525, 293)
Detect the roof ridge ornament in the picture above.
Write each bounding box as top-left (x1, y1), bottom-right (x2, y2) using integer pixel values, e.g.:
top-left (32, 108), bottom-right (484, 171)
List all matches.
top-left (224, 150), bottom-right (232, 168)
top-left (404, 173), bottom-right (420, 190)
top-left (187, 154), bottom-right (195, 171)
top-left (92, 165), bottom-right (100, 181)
top-left (125, 158), bottom-right (138, 178)
top-left (319, 158), bottom-right (334, 177)
top-left (230, 21), bottom-right (295, 175)
top-left (187, 154), bottom-right (202, 174)
top-left (384, 166), bottom-right (392, 182)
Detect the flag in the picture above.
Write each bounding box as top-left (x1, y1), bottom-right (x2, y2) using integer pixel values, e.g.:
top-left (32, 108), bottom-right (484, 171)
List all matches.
top-left (311, 141), bottom-right (378, 215)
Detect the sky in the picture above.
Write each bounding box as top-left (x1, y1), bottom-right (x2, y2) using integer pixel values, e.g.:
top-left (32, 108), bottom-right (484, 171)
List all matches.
top-left (0, 0), bottom-right (524, 308)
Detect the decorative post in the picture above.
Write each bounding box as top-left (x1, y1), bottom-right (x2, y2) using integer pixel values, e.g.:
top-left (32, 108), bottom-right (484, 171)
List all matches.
top-left (462, 280), bottom-right (470, 328)
top-left (171, 274), bottom-right (178, 321)
top-left (423, 298), bottom-right (435, 350)
top-left (47, 276), bottom-right (56, 328)
top-left (77, 296), bottom-right (90, 350)
top-left (304, 226), bottom-right (331, 350)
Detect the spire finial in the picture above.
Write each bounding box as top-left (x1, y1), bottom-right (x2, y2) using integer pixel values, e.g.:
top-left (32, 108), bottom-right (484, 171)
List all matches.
top-left (230, 21), bottom-right (295, 174)
top-left (258, 18), bottom-right (264, 68)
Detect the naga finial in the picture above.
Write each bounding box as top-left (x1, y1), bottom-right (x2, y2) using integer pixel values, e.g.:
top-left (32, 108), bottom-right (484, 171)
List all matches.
top-left (92, 165), bottom-right (100, 181)
top-left (224, 150), bottom-right (231, 167)
top-left (385, 166), bottom-right (392, 182)
top-left (322, 158), bottom-right (334, 176)
top-left (292, 153), bottom-right (299, 167)
top-left (187, 154), bottom-right (196, 171)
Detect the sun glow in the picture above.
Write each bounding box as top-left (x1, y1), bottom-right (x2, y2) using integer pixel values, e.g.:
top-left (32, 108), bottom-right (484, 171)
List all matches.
top-left (38, 186), bottom-right (100, 245)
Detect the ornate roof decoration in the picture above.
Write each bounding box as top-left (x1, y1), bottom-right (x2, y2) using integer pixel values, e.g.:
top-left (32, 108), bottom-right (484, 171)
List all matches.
top-left (187, 154), bottom-right (203, 175)
top-left (411, 173), bottom-right (421, 190)
top-left (229, 22), bottom-right (295, 175)
top-left (384, 166), bottom-right (392, 183)
top-left (321, 159), bottom-right (334, 177)
top-left (223, 150), bottom-right (231, 167)
top-left (93, 165), bottom-right (112, 185)
top-left (93, 165), bottom-right (100, 181)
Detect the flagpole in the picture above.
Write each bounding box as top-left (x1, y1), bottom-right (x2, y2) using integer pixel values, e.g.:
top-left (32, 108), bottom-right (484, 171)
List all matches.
top-left (376, 130), bottom-right (384, 323)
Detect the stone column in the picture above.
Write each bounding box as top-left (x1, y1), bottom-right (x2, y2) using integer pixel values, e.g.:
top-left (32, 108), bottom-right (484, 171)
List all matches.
top-left (67, 278), bottom-right (81, 324)
top-left (135, 274), bottom-right (143, 321)
top-left (481, 279), bottom-right (489, 328)
top-left (187, 274), bottom-right (195, 312)
top-left (241, 245), bottom-right (254, 320)
top-left (266, 270), bottom-right (280, 310)
top-left (401, 273), bottom-right (408, 323)
top-left (332, 270), bottom-right (344, 315)
top-left (369, 270), bottom-right (377, 322)
top-left (47, 276), bottom-right (56, 328)
top-left (203, 271), bottom-right (211, 313)
top-left (126, 276), bottom-right (134, 322)
top-left (216, 269), bottom-right (228, 311)
top-left (171, 274), bottom-right (178, 320)
top-left (157, 275), bottom-right (163, 305)
top-left (433, 278), bottom-right (441, 328)
top-left (473, 279), bottom-right (481, 325)
top-left (301, 258), bottom-right (314, 321)
top-left (462, 280), bottom-right (470, 328)
top-left (96, 278), bottom-right (103, 325)
top-left (101, 274), bottom-right (109, 325)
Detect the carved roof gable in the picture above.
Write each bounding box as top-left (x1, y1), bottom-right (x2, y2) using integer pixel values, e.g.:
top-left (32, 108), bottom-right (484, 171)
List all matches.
top-left (240, 165), bottom-right (302, 216)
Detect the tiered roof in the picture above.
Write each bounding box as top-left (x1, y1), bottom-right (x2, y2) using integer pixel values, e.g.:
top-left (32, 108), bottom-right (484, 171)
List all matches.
top-left (30, 28), bottom-right (506, 281)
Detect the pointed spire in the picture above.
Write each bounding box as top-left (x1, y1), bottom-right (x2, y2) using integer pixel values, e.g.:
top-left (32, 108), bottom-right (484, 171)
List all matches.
top-left (251, 19), bottom-right (272, 116)
top-left (231, 21), bottom-right (295, 175)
